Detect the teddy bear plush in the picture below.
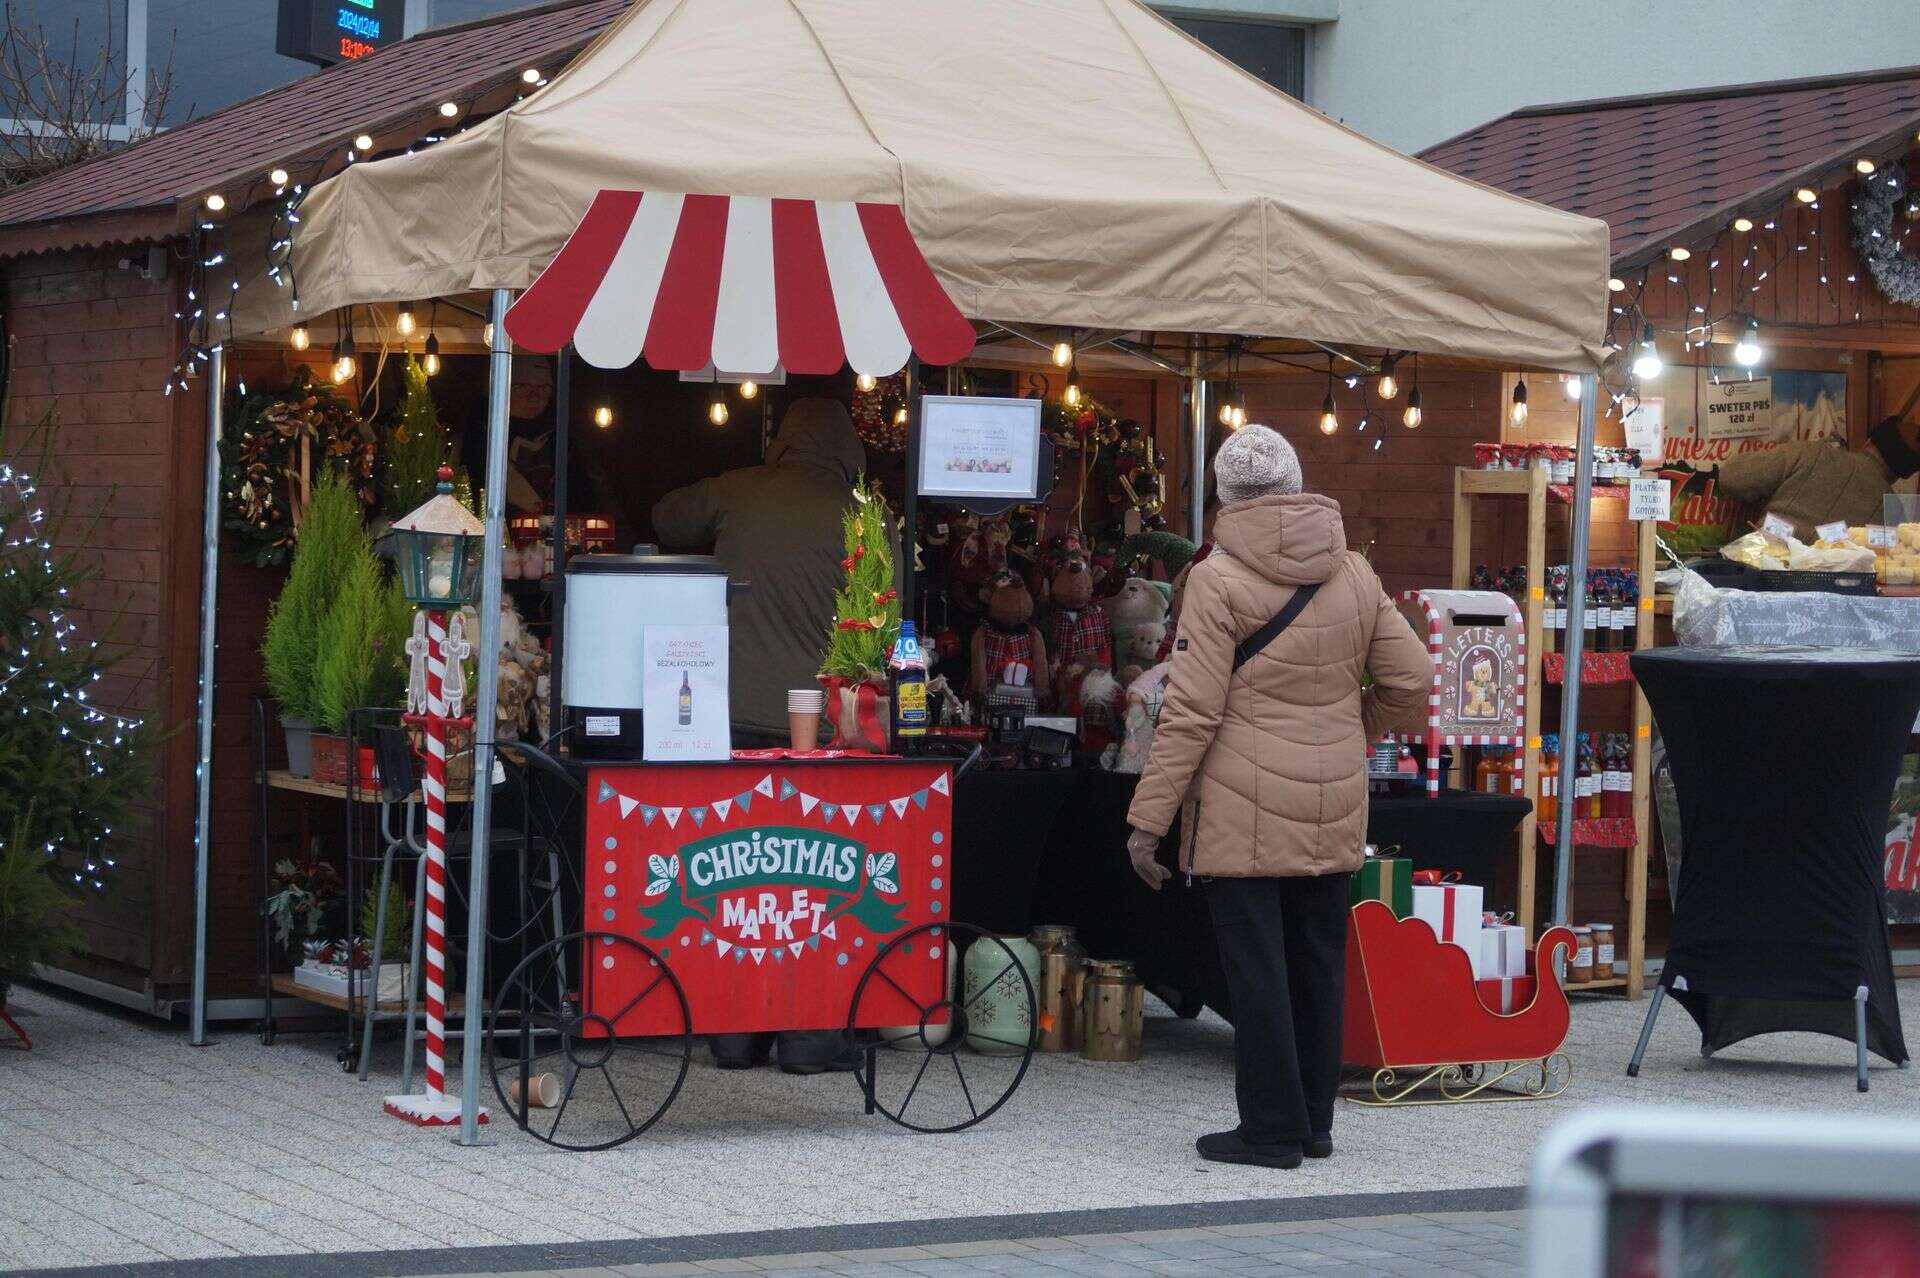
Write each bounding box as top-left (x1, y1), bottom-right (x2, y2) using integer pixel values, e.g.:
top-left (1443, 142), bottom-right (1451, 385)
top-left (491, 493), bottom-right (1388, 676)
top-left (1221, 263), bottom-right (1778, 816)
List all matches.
top-left (1106, 661), bottom-right (1171, 774)
top-left (1047, 554), bottom-right (1112, 714)
top-left (1106, 577), bottom-right (1171, 683)
top-left (970, 570), bottom-right (1049, 712)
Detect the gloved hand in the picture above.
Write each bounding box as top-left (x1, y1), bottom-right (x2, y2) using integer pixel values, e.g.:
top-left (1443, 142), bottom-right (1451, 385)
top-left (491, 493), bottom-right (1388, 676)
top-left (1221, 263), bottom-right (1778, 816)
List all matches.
top-left (1127, 826), bottom-right (1170, 891)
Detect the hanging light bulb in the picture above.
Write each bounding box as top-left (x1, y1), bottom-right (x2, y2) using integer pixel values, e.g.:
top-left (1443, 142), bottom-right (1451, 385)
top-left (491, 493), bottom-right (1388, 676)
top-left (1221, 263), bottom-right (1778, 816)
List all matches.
top-left (1667, 246), bottom-right (1691, 262)
top-left (1631, 324), bottom-right (1663, 381)
top-left (204, 193), bottom-right (226, 212)
top-left (1856, 157), bottom-right (1877, 175)
top-left (1051, 341), bottom-right (1074, 368)
top-left (438, 101), bottom-right (460, 119)
top-left (1607, 277), bottom-right (1626, 292)
top-left (1795, 187), bottom-right (1819, 204)
top-left (594, 405), bottom-right (614, 428)
top-left (1063, 363), bottom-right (1082, 408)
top-left (708, 396), bottom-right (730, 426)
top-left (522, 67), bottom-right (542, 84)
top-left (737, 379), bottom-right (758, 400)
top-left (422, 332), bottom-right (440, 376)
top-left (893, 405), bottom-right (909, 426)
top-left (289, 323), bottom-right (310, 352)
top-left (332, 312), bottom-right (357, 383)
top-left (1564, 374), bottom-right (1583, 401)
top-left (268, 167), bottom-right (289, 187)
top-left (353, 132), bottom-right (374, 152)
top-left (1509, 377), bottom-right (1529, 428)
top-left (855, 372), bottom-right (877, 393)
top-left (1230, 403), bottom-right (1247, 429)
top-left (1402, 387), bottom-right (1423, 429)
top-left (1319, 392), bottom-right (1339, 435)
top-left (1733, 216), bottom-right (1755, 233)
top-left (1217, 382), bottom-right (1241, 427)
top-left (396, 301), bottom-right (415, 337)
top-left (1734, 316), bottom-right (1764, 368)
top-left (1376, 354), bottom-right (1399, 400)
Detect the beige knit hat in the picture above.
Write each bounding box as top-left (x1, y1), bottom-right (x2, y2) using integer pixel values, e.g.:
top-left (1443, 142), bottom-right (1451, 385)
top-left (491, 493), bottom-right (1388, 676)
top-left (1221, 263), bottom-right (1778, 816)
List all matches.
top-left (1214, 425), bottom-right (1302, 504)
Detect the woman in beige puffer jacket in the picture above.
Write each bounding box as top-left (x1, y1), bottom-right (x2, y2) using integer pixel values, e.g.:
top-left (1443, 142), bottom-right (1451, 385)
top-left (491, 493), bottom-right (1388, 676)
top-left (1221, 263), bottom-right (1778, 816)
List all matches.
top-left (1126, 424), bottom-right (1428, 1170)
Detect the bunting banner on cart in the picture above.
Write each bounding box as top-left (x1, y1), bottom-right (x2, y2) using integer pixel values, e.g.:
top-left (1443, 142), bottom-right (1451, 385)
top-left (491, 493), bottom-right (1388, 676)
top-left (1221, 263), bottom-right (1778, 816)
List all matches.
top-left (599, 770), bottom-right (951, 833)
top-left (582, 761), bottom-right (954, 1036)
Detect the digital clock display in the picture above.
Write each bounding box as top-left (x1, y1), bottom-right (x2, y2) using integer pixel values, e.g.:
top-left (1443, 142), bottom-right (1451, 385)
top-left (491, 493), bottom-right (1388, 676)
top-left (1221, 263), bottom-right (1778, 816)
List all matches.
top-left (276, 0), bottom-right (405, 67)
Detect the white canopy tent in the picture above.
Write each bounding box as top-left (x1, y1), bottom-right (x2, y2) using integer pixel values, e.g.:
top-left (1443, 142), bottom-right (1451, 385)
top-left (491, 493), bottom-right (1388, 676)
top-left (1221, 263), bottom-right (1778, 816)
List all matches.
top-left (209, 0), bottom-right (1614, 1140)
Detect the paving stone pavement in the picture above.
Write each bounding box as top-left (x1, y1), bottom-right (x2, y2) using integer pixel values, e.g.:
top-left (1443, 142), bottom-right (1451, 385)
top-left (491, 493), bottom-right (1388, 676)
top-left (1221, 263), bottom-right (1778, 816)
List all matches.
top-left (489, 1213), bottom-right (1526, 1278)
top-left (2, 979), bottom-right (1915, 1273)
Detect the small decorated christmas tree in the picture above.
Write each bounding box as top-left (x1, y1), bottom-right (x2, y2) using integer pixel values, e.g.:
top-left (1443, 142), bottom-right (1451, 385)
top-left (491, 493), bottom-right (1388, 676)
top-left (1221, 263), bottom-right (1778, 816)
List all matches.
top-left (818, 476), bottom-right (900, 684)
top-left (382, 356), bottom-right (448, 520)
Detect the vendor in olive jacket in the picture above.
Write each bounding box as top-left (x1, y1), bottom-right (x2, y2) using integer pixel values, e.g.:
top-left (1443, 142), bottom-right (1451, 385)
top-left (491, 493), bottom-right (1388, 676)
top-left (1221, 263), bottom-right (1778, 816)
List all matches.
top-left (1126, 424), bottom-right (1429, 1170)
top-left (653, 398), bottom-right (866, 743)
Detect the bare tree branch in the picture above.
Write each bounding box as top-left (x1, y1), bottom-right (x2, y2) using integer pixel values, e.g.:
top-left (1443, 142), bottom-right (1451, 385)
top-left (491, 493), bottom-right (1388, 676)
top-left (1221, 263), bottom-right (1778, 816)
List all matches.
top-left (0, 2), bottom-right (177, 190)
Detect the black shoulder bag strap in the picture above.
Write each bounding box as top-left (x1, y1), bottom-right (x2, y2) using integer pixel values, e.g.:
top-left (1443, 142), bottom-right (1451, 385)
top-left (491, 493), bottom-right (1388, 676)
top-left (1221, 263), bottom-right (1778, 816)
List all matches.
top-left (1231, 582), bottom-right (1321, 672)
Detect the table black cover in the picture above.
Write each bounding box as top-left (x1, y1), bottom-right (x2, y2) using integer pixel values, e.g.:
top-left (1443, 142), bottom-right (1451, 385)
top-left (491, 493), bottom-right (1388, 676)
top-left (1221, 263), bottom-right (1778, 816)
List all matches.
top-left (1364, 789), bottom-right (1532, 889)
top-left (1632, 645), bottom-right (1920, 1064)
top-left (946, 771), bottom-right (1530, 1024)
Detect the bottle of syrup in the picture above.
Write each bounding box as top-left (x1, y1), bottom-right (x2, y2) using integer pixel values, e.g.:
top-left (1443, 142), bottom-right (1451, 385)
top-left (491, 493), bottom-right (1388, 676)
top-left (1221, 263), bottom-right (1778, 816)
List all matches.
top-left (889, 620), bottom-right (929, 754)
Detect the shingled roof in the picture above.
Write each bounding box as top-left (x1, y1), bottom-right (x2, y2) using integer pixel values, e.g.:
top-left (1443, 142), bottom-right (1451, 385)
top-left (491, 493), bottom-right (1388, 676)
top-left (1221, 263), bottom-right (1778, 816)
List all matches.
top-left (1420, 66), bottom-right (1920, 273)
top-left (0, 0), bottom-right (628, 255)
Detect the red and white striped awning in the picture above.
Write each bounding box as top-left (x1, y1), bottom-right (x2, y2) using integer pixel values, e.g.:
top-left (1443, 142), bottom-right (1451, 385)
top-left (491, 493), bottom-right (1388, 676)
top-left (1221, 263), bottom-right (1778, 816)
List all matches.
top-left (504, 191), bottom-right (976, 377)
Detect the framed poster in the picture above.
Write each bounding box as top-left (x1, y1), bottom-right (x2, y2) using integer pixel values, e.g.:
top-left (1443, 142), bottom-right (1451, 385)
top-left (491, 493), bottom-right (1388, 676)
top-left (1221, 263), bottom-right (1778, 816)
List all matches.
top-left (916, 395), bottom-right (1044, 501)
top-left (643, 625), bottom-right (730, 761)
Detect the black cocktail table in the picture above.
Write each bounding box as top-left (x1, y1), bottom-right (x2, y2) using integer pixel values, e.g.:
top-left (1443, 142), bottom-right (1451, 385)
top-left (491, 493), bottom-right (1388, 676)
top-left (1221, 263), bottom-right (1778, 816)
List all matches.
top-left (1628, 645), bottom-right (1920, 1090)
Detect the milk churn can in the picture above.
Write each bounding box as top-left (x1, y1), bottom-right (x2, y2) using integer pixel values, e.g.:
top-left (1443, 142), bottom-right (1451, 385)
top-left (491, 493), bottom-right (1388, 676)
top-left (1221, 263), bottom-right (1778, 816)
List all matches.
top-left (1029, 925), bottom-right (1089, 1052)
top-left (1079, 960), bottom-right (1145, 1062)
top-left (963, 934), bottom-right (1039, 1055)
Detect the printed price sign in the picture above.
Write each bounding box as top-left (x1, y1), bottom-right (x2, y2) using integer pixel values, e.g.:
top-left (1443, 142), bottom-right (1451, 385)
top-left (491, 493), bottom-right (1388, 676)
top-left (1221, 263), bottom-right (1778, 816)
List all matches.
top-left (1761, 511), bottom-right (1796, 543)
top-left (1623, 399), bottom-right (1664, 462)
top-left (1816, 520), bottom-right (1850, 544)
top-left (1869, 524), bottom-right (1898, 549)
top-left (1627, 477), bottom-right (1671, 522)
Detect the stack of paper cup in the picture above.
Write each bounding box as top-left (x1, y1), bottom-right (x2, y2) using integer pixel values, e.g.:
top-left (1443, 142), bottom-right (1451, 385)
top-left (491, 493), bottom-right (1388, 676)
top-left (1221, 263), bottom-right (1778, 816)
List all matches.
top-left (788, 688), bottom-right (827, 751)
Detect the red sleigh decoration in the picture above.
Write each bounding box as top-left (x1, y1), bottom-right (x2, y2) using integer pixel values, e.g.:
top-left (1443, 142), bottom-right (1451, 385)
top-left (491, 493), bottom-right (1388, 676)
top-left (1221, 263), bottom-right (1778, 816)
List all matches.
top-left (1342, 900), bottom-right (1575, 1105)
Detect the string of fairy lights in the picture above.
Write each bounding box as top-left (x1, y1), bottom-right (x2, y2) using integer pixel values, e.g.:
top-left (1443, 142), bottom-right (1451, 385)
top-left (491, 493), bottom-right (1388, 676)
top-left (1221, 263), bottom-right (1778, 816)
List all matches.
top-left (161, 65), bottom-right (552, 401)
top-left (1599, 140), bottom-right (1920, 429)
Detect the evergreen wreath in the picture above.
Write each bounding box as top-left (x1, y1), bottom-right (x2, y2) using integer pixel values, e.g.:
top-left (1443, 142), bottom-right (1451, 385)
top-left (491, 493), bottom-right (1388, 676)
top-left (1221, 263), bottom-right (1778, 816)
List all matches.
top-left (1850, 168), bottom-right (1920, 307)
top-left (220, 369), bottom-right (378, 567)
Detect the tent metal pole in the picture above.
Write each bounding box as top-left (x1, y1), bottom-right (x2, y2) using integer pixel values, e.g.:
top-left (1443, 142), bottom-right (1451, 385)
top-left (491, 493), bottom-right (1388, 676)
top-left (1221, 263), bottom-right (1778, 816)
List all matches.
top-left (188, 343), bottom-right (224, 1047)
top-left (456, 288), bottom-right (513, 1146)
top-left (1550, 373), bottom-right (1600, 928)
top-left (901, 357), bottom-right (920, 635)
top-left (1187, 351), bottom-right (1207, 540)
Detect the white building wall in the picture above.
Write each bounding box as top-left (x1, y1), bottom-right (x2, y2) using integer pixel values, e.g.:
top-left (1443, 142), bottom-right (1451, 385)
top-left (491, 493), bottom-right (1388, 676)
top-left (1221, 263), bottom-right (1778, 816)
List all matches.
top-left (1303, 0), bottom-right (1920, 153)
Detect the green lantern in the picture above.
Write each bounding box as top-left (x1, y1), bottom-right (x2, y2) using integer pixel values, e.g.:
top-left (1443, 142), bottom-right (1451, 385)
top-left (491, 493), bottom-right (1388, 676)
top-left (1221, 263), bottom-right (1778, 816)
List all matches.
top-left (388, 465), bottom-right (484, 608)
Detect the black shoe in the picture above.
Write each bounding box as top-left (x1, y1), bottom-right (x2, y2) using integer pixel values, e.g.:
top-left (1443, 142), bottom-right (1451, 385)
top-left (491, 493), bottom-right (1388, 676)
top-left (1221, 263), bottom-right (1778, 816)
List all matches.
top-left (1306, 1133), bottom-right (1334, 1159)
top-left (708, 1032), bottom-right (774, 1070)
top-left (1196, 1130), bottom-right (1304, 1169)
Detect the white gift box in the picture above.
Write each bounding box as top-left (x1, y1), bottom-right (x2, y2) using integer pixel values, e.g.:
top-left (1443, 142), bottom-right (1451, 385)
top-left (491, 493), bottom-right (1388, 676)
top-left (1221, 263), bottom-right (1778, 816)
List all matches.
top-left (1479, 924), bottom-right (1528, 979)
top-left (1411, 883), bottom-right (1484, 976)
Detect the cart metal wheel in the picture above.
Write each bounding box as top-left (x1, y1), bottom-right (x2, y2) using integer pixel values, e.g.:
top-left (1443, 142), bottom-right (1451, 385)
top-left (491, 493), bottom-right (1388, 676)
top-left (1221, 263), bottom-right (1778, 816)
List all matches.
top-left (847, 923), bottom-right (1035, 1134)
top-left (487, 930), bottom-right (693, 1151)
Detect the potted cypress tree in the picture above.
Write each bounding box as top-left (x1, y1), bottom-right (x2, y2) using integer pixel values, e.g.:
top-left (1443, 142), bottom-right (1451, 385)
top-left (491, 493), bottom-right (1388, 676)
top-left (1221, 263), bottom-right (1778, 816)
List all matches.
top-left (262, 474), bottom-right (363, 776)
top-left (309, 541), bottom-right (413, 787)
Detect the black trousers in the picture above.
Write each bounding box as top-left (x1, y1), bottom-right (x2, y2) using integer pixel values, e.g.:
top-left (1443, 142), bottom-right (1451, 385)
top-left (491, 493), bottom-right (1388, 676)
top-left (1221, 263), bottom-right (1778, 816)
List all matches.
top-left (1204, 872), bottom-right (1350, 1145)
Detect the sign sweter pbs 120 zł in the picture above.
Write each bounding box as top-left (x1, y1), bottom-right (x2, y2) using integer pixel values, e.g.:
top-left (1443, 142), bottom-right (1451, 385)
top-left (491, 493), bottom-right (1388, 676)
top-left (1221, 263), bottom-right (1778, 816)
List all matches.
top-left (582, 762), bottom-right (952, 1035)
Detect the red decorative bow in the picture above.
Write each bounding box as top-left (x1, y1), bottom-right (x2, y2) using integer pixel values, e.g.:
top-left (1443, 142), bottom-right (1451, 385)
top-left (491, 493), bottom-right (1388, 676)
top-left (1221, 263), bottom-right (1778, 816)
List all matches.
top-left (1410, 870), bottom-right (1463, 886)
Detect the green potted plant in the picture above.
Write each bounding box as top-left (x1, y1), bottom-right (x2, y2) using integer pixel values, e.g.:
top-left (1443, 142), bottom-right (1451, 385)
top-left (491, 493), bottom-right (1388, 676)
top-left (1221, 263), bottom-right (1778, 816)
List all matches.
top-left (309, 543), bottom-right (412, 787)
top-left (262, 473), bottom-right (363, 776)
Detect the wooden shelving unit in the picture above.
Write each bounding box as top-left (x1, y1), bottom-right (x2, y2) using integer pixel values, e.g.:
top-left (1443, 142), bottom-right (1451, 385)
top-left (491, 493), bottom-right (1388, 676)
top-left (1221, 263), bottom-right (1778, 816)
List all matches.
top-left (1452, 466), bottom-right (1653, 998)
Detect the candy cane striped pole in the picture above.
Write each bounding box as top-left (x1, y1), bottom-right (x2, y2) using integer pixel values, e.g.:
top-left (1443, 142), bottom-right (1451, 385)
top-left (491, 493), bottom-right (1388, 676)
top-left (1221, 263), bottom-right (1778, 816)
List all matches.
top-left (385, 610), bottom-right (484, 1126)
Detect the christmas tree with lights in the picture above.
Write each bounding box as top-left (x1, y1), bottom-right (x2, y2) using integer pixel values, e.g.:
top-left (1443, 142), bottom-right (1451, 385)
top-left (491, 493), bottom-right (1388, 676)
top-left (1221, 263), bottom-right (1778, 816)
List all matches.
top-left (0, 411), bottom-right (148, 953)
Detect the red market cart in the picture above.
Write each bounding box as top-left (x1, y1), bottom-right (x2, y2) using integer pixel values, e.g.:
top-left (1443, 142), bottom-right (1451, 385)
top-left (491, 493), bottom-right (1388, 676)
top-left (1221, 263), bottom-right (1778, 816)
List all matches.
top-left (486, 753), bottom-right (1037, 1150)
